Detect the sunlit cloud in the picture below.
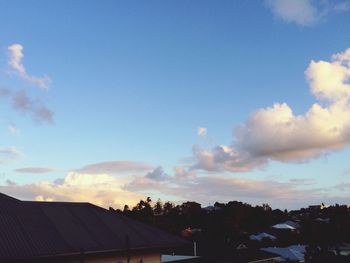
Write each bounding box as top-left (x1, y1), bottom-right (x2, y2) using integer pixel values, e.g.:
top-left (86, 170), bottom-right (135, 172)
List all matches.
top-left (191, 47), bottom-right (350, 172)
top-left (0, 162), bottom-right (345, 209)
top-left (1, 172), bottom-right (144, 208)
top-left (8, 44), bottom-right (51, 90)
top-left (1, 44), bottom-right (54, 124)
top-left (198, 127), bottom-right (207, 137)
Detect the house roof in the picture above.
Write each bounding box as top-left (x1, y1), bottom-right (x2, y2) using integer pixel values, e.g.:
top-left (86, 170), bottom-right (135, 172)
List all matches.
top-left (231, 249), bottom-right (280, 263)
top-left (249, 232), bottom-right (277, 241)
top-left (271, 223), bottom-right (296, 230)
top-left (161, 254), bottom-right (199, 262)
top-left (281, 220), bottom-right (300, 229)
top-left (261, 245), bottom-right (306, 262)
top-left (0, 193), bottom-right (190, 262)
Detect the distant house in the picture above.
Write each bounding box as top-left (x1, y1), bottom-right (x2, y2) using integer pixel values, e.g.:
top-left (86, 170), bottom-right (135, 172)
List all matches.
top-left (280, 220), bottom-right (300, 229)
top-left (249, 233), bottom-right (277, 242)
top-left (315, 217), bottom-right (330, 223)
top-left (0, 193), bottom-right (190, 263)
top-left (308, 205), bottom-right (321, 211)
top-left (261, 245), bottom-right (306, 262)
top-left (271, 223), bottom-right (296, 231)
top-left (236, 243), bottom-right (248, 250)
top-left (231, 249), bottom-right (280, 263)
top-left (161, 254), bottom-right (199, 263)
top-left (180, 227), bottom-right (202, 238)
top-left (202, 205), bottom-right (222, 213)
top-left (329, 243), bottom-right (350, 256)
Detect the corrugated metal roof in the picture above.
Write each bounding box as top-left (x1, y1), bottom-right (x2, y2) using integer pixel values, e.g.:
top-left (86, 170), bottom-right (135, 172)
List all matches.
top-left (0, 193), bottom-right (189, 261)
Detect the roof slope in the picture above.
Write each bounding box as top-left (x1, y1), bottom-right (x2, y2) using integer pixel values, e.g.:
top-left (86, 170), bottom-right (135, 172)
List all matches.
top-left (261, 245), bottom-right (306, 261)
top-left (0, 193), bottom-right (189, 261)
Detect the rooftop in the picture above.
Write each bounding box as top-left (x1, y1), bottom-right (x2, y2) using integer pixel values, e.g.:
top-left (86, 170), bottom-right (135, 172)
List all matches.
top-left (0, 193), bottom-right (189, 262)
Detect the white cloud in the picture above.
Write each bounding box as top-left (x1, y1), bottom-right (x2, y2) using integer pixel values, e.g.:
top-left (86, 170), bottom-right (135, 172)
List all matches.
top-left (265, 0), bottom-right (350, 26)
top-left (192, 47), bottom-right (350, 172)
top-left (266, 0), bottom-right (318, 26)
top-left (198, 127), bottom-right (207, 137)
top-left (8, 44), bottom-right (51, 90)
top-left (1, 44), bottom-right (54, 124)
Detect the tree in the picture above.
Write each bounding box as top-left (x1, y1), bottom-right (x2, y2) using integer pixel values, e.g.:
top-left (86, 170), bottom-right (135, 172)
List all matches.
top-left (153, 199), bottom-right (163, 216)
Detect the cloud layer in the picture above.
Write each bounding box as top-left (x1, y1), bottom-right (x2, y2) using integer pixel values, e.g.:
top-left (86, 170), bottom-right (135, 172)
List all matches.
top-left (0, 147), bottom-right (22, 164)
top-left (14, 167), bottom-right (55, 174)
top-left (0, 167), bottom-right (327, 209)
top-left (192, 47), bottom-right (350, 172)
top-left (75, 160), bottom-right (152, 174)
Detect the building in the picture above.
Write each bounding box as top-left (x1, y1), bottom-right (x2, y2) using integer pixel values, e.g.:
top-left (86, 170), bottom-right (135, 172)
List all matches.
top-left (231, 249), bottom-right (280, 263)
top-left (0, 193), bottom-right (190, 263)
top-left (249, 232), bottom-right (277, 242)
top-left (261, 245), bottom-right (306, 262)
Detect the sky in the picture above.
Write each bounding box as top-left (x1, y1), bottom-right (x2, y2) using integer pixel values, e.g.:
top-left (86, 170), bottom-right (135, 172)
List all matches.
top-left (1, 0), bottom-right (350, 210)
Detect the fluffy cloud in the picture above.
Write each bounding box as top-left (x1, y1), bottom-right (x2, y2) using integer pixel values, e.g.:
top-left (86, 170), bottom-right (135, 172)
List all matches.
top-left (8, 44), bottom-right (51, 90)
top-left (265, 0), bottom-right (350, 26)
top-left (192, 47), bottom-right (350, 172)
top-left (198, 127), bottom-right (207, 137)
top-left (75, 160), bottom-right (152, 174)
top-left (145, 166), bottom-right (169, 181)
top-left (14, 167), bottom-right (55, 174)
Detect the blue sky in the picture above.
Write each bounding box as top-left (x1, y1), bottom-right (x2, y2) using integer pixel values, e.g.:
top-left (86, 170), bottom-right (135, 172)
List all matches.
top-left (1, 0), bottom-right (350, 209)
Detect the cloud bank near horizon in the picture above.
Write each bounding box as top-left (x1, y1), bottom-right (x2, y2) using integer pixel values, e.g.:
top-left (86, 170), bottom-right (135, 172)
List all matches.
top-left (0, 164), bottom-right (343, 210)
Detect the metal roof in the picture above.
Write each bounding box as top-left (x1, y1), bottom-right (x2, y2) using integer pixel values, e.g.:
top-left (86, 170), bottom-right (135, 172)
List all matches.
top-left (0, 193), bottom-right (189, 261)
